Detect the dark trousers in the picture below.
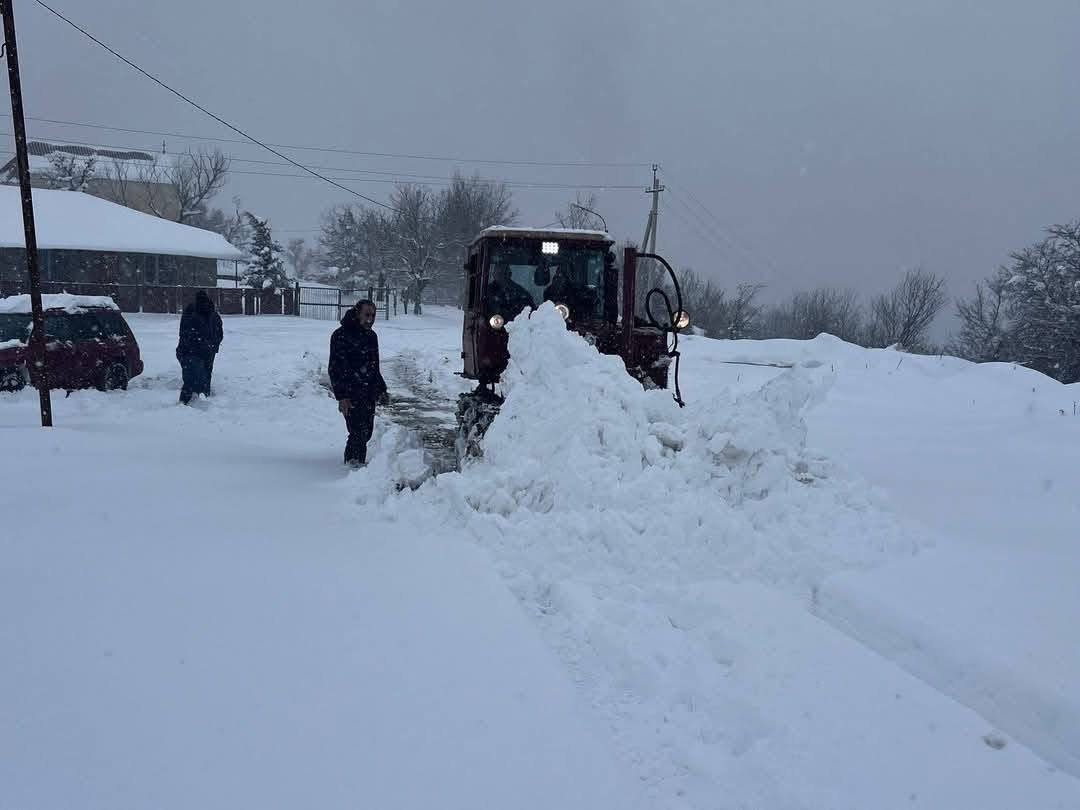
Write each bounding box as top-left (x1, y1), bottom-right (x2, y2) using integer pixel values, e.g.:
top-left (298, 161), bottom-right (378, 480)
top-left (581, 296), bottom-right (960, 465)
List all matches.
top-left (179, 354), bottom-right (211, 403)
top-left (343, 400), bottom-right (376, 464)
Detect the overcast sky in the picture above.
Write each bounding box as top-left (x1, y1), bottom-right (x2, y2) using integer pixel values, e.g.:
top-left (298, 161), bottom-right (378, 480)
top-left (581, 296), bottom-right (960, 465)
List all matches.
top-left (5, 0), bottom-right (1079, 315)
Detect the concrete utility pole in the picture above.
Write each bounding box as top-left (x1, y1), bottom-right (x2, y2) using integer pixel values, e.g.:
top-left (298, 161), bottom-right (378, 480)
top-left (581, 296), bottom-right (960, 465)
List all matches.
top-left (640, 163), bottom-right (665, 256)
top-left (2, 0), bottom-right (52, 426)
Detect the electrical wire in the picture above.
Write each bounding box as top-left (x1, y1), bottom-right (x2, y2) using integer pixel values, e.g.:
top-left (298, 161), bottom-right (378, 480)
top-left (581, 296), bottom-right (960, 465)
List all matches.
top-left (0, 111), bottom-right (652, 169)
top-left (0, 133), bottom-right (645, 191)
top-left (31, 0), bottom-right (396, 211)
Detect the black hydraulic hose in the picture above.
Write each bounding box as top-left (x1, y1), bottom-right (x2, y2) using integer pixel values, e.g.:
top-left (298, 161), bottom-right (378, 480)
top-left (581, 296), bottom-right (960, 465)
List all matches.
top-left (637, 252), bottom-right (686, 408)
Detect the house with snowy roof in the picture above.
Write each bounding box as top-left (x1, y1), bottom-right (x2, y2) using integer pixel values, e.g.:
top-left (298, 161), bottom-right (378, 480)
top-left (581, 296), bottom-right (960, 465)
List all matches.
top-left (0, 186), bottom-right (244, 313)
top-left (0, 140), bottom-right (181, 219)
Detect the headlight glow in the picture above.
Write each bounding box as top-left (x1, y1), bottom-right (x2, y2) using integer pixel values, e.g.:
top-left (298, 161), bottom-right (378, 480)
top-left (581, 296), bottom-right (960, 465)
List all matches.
top-left (489, 314), bottom-right (506, 329)
top-left (674, 310), bottom-right (691, 329)
top-left (541, 241), bottom-right (560, 255)
top-left (554, 303), bottom-right (570, 321)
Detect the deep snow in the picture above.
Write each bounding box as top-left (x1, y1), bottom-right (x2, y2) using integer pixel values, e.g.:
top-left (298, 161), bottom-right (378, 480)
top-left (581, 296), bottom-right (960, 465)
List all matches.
top-left (2, 307), bottom-right (1078, 809)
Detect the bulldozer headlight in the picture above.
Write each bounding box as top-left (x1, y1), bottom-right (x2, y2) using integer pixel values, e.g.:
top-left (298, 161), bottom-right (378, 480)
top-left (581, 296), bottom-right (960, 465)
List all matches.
top-left (489, 314), bottom-right (506, 329)
top-left (674, 310), bottom-right (690, 330)
top-left (554, 303), bottom-right (570, 321)
top-left (541, 241), bottom-right (559, 255)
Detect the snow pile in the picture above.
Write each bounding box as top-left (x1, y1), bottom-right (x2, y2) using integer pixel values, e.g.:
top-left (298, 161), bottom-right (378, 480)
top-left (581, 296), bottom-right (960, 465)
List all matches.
top-left (366, 305), bottom-right (932, 806)
top-left (419, 304), bottom-right (922, 592)
top-left (0, 293), bottom-right (119, 313)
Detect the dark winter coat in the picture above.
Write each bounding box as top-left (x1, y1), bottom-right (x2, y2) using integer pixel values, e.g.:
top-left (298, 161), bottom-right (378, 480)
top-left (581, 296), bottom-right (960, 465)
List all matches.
top-left (177, 292), bottom-right (224, 359)
top-left (328, 308), bottom-right (388, 403)
top-left (487, 277), bottom-right (535, 320)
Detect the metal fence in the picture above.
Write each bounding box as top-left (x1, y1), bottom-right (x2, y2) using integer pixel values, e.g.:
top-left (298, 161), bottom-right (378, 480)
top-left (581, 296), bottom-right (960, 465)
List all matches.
top-left (298, 285), bottom-right (402, 321)
top-left (0, 280), bottom-right (297, 316)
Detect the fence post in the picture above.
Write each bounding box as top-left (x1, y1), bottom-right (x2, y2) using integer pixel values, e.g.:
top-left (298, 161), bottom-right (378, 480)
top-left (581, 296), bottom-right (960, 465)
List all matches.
top-left (295, 281), bottom-right (301, 316)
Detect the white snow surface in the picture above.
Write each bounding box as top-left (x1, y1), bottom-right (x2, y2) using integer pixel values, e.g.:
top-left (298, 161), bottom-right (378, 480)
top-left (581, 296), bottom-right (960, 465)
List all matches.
top-left (0, 186), bottom-right (243, 259)
top-left (2, 307), bottom-right (1079, 809)
top-left (0, 292), bottom-right (120, 313)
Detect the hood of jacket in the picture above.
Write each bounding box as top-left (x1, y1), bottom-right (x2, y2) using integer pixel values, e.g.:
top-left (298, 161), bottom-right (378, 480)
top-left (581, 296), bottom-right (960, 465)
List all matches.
top-left (340, 307), bottom-right (369, 331)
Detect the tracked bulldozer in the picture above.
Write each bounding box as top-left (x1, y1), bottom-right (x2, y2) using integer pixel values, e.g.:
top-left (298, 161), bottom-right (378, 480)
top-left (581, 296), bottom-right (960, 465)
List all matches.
top-left (457, 226), bottom-right (687, 454)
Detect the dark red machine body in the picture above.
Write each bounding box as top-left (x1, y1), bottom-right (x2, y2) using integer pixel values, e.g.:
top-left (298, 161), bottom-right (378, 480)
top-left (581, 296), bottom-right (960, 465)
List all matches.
top-left (460, 227), bottom-right (670, 389)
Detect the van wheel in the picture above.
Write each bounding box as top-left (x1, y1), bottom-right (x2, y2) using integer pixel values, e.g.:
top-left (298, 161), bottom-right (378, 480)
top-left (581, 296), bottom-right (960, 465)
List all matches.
top-left (100, 362), bottom-right (129, 391)
top-left (0, 367), bottom-right (26, 392)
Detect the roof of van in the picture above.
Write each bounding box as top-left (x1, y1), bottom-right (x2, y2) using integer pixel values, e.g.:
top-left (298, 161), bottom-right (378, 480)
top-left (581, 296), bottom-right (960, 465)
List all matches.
top-left (0, 293), bottom-right (120, 314)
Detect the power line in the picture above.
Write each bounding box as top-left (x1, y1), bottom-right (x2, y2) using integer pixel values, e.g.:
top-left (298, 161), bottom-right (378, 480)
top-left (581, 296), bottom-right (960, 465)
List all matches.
top-left (665, 172), bottom-right (782, 277)
top-left (0, 133), bottom-right (644, 191)
top-left (0, 110), bottom-right (652, 169)
top-left (31, 0), bottom-right (396, 212)
top-left (664, 197), bottom-right (735, 258)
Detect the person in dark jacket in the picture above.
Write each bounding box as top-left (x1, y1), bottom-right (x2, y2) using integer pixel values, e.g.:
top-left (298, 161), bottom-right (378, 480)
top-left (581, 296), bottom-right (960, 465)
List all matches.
top-left (543, 265), bottom-right (597, 321)
top-left (328, 299), bottom-right (389, 467)
top-left (486, 263), bottom-right (534, 321)
top-left (177, 290), bottom-right (224, 405)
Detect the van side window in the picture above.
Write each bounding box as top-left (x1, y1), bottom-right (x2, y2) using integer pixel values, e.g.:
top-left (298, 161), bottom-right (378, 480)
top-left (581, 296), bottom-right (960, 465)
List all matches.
top-left (94, 312), bottom-right (129, 339)
top-left (68, 314), bottom-right (105, 341)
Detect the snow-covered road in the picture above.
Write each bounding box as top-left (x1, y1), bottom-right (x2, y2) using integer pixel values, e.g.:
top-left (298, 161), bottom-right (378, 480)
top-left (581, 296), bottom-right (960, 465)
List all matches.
top-left (3, 309), bottom-right (1078, 809)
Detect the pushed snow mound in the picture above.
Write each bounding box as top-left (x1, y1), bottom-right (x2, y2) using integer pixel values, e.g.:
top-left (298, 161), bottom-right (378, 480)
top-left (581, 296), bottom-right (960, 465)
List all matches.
top-left (368, 305), bottom-right (934, 806)
top-left (407, 303), bottom-right (924, 591)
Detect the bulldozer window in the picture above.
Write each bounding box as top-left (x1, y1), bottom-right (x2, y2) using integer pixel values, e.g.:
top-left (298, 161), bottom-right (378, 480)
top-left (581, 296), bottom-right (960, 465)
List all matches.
top-left (486, 242), bottom-right (607, 322)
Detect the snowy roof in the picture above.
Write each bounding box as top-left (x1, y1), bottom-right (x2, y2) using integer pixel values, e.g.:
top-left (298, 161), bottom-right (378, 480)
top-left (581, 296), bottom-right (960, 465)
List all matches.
top-left (0, 140), bottom-right (178, 179)
top-left (0, 187), bottom-right (244, 260)
top-left (474, 226), bottom-right (612, 246)
top-left (0, 293), bottom-right (119, 314)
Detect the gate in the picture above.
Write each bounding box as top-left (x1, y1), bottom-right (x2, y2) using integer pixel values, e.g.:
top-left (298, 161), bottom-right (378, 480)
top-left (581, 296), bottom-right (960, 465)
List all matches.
top-left (298, 285), bottom-right (400, 321)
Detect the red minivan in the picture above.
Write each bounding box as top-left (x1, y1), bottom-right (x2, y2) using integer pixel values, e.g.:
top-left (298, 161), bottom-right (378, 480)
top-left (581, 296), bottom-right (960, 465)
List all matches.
top-left (0, 295), bottom-right (144, 393)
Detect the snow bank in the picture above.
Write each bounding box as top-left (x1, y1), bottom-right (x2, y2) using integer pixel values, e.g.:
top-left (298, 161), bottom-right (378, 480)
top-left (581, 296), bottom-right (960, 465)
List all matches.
top-left (0, 293), bottom-right (119, 314)
top-left (816, 547), bottom-right (1080, 779)
top-left (412, 305), bottom-right (922, 591)
top-left (362, 305), bottom-right (936, 806)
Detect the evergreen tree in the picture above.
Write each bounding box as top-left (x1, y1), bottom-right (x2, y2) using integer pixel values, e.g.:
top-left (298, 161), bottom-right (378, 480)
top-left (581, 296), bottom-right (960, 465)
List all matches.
top-left (243, 213), bottom-right (289, 292)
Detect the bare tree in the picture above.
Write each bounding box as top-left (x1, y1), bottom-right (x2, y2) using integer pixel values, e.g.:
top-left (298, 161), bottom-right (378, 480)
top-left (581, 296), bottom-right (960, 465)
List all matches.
top-left (43, 152), bottom-right (97, 192)
top-left (390, 184), bottom-right (446, 315)
top-left (138, 148), bottom-right (230, 223)
top-left (676, 269), bottom-right (764, 339)
top-left (100, 158), bottom-right (135, 208)
top-left (318, 205), bottom-right (394, 287)
top-left (949, 271), bottom-right (1011, 362)
top-left (284, 238), bottom-right (316, 281)
top-left (865, 268), bottom-right (947, 350)
top-left (433, 173), bottom-right (518, 304)
top-left (724, 283), bottom-right (766, 340)
top-left (675, 268), bottom-right (727, 333)
top-left (189, 197), bottom-right (248, 249)
top-left (555, 192), bottom-right (604, 230)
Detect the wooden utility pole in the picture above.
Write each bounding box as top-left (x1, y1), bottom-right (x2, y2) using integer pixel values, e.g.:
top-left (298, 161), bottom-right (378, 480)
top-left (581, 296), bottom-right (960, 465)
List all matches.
top-left (2, 0), bottom-right (52, 426)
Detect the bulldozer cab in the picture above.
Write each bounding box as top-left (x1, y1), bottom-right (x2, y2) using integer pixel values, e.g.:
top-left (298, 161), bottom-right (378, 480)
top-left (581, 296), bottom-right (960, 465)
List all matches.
top-left (462, 227), bottom-right (617, 383)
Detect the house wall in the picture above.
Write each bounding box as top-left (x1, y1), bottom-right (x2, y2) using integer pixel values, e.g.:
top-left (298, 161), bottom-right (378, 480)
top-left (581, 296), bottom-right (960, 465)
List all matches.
top-left (0, 248), bottom-right (216, 287)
